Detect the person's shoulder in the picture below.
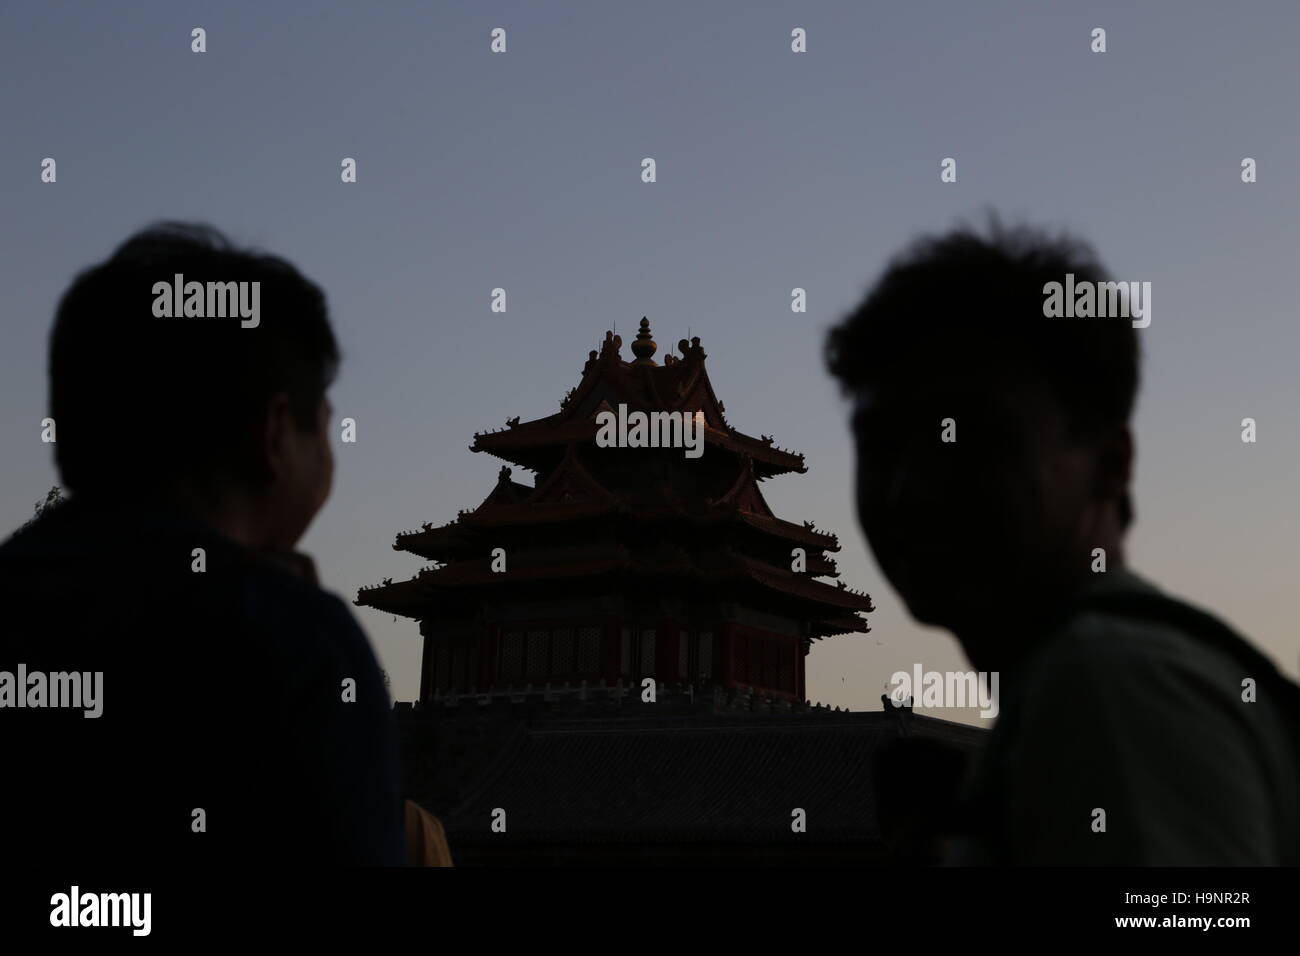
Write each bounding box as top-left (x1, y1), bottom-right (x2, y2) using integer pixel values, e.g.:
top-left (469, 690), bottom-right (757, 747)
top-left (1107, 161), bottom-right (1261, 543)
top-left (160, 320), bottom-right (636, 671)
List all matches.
top-left (1032, 570), bottom-right (1245, 687)
top-left (1014, 570), bottom-right (1288, 753)
top-left (236, 559), bottom-right (372, 659)
top-left (1039, 609), bottom-right (1212, 677)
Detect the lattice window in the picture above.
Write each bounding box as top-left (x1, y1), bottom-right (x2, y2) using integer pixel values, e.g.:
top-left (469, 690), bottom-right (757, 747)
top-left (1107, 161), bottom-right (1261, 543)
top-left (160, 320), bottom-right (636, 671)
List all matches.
top-left (526, 629), bottom-right (548, 681)
top-left (778, 638), bottom-right (793, 693)
top-left (698, 632), bottom-right (712, 680)
top-left (500, 630), bottom-right (524, 684)
top-left (552, 628), bottom-right (575, 676)
top-left (639, 629), bottom-right (656, 676)
top-left (578, 626), bottom-right (602, 674)
top-left (620, 627), bottom-right (631, 676)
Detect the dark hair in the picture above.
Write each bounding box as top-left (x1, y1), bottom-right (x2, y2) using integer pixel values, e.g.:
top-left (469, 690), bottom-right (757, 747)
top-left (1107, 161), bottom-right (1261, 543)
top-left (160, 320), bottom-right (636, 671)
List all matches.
top-left (825, 214), bottom-right (1140, 525)
top-left (49, 222), bottom-right (339, 496)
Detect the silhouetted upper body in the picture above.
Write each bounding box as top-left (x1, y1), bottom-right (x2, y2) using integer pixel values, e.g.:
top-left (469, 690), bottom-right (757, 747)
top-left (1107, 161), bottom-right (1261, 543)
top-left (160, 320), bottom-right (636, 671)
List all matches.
top-left (946, 568), bottom-right (1299, 865)
top-left (0, 496), bottom-right (407, 867)
top-left (9, 222), bottom-right (410, 867)
top-left (827, 219), bottom-right (1299, 865)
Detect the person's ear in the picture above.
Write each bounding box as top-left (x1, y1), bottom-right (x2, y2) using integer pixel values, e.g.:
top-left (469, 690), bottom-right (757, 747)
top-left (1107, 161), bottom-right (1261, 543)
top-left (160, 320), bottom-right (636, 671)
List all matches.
top-left (1092, 425), bottom-right (1133, 508)
top-left (261, 393), bottom-right (297, 482)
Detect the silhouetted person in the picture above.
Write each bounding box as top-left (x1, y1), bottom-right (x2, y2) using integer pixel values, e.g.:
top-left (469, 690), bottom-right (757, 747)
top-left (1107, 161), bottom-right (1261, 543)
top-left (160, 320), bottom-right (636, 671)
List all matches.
top-left (827, 217), bottom-right (1299, 865)
top-left (0, 223), bottom-right (406, 867)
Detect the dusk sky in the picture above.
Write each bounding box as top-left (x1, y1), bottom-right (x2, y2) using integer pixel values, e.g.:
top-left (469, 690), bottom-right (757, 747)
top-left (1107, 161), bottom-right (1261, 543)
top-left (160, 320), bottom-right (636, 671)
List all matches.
top-left (4, 1), bottom-right (1299, 725)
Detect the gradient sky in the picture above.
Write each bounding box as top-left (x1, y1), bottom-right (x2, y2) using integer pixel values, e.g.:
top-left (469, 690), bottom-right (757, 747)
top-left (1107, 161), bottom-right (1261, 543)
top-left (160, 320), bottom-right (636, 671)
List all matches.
top-left (4, 1), bottom-right (1299, 726)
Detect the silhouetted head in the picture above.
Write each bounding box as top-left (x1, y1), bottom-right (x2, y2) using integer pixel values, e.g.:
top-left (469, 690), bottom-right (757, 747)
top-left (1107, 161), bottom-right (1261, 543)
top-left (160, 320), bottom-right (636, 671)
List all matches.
top-left (826, 217), bottom-right (1139, 646)
top-left (50, 222), bottom-right (339, 550)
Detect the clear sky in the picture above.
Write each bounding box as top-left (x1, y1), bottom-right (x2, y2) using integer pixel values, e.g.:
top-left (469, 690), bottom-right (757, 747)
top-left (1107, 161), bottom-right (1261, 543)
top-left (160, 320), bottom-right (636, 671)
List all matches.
top-left (3, 1), bottom-right (1298, 726)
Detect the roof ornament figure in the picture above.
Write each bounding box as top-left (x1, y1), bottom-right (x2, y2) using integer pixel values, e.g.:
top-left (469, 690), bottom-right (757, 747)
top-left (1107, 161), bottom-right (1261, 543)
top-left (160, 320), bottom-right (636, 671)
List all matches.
top-left (601, 329), bottom-right (622, 358)
top-left (506, 416), bottom-right (519, 427)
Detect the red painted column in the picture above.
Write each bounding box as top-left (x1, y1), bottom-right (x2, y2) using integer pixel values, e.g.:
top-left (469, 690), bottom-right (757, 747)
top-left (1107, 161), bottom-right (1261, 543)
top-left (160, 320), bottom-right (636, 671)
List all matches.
top-left (720, 621), bottom-right (736, 688)
top-left (661, 618), bottom-right (679, 682)
top-left (604, 615), bottom-right (621, 684)
top-left (418, 632), bottom-right (431, 703)
top-left (479, 623), bottom-right (498, 692)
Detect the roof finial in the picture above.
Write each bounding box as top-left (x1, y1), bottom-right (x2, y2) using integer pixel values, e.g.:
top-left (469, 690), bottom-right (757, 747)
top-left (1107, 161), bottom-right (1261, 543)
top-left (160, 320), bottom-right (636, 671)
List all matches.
top-left (601, 328), bottom-right (622, 357)
top-left (630, 316), bottom-right (658, 366)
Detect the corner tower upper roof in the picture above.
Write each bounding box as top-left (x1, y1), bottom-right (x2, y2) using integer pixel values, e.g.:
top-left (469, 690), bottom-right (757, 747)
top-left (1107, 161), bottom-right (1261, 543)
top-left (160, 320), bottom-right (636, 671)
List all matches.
top-left (470, 318), bottom-right (807, 478)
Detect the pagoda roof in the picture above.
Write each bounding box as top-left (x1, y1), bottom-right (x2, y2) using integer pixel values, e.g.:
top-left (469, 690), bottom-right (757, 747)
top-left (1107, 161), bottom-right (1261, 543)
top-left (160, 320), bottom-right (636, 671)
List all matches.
top-left (469, 320), bottom-right (807, 478)
top-left (392, 452), bottom-right (840, 560)
top-left (355, 546), bottom-right (871, 637)
top-left (358, 317), bottom-right (873, 646)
